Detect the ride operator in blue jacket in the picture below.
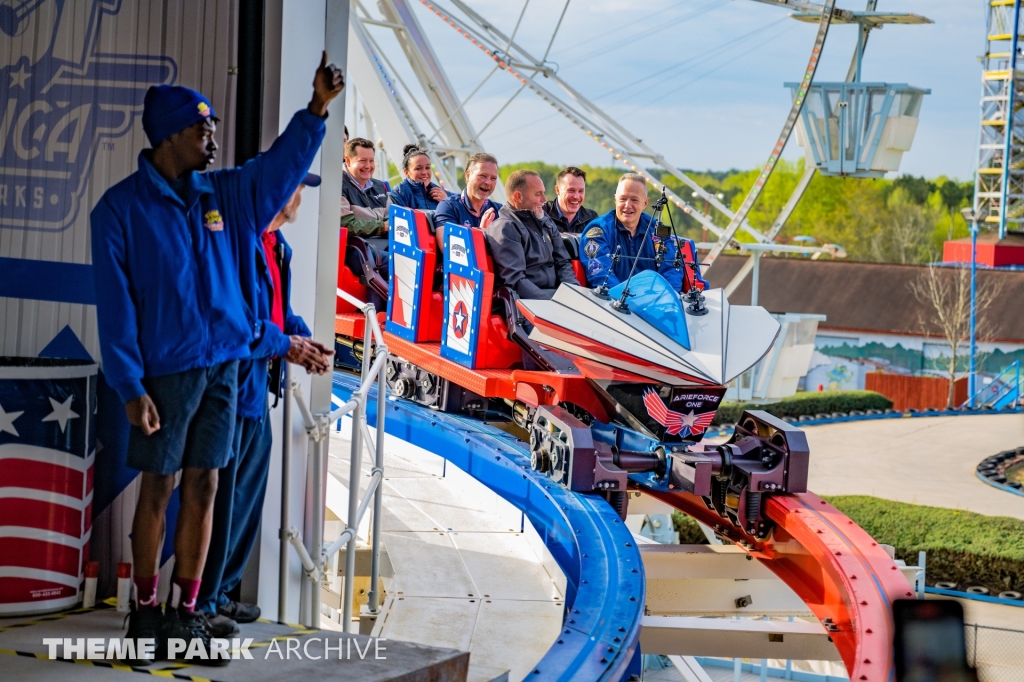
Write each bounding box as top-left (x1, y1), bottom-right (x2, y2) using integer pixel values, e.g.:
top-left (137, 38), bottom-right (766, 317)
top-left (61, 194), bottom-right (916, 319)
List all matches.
top-left (90, 53), bottom-right (343, 663)
top-left (579, 173), bottom-right (684, 291)
top-left (197, 173), bottom-right (333, 636)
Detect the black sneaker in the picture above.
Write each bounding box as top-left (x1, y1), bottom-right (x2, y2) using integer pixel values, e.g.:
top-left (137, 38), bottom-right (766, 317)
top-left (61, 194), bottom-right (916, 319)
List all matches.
top-left (122, 602), bottom-right (164, 666)
top-left (163, 608), bottom-right (230, 667)
top-left (203, 612), bottom-right (240, 638)
top-left (217, 600), bottom-right (261, 624)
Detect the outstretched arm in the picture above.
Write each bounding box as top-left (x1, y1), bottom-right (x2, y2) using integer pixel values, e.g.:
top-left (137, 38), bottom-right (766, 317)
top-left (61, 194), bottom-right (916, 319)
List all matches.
top-left (237, 52), bottom-right (345, 232)
top-left (308, 50), bottom-right (345, 117)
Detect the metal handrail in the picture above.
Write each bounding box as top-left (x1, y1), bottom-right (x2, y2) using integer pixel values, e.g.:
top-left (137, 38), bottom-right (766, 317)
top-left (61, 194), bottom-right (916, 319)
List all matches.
top-left (278, 291), bottom-right (388, 631)
top-left (959, 359), bottom-right (1021, 409)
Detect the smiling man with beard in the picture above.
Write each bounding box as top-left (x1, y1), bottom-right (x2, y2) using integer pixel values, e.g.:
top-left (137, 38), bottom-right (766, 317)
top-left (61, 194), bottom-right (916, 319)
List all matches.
top-left (485, 169), bottom-right (579, 301)
top-left (543, 166), bottom-right (598, 234)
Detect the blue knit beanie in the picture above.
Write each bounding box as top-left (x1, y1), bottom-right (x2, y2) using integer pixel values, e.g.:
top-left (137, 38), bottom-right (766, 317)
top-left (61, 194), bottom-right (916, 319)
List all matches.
top-left (142, 85), bottom-right (216, 147)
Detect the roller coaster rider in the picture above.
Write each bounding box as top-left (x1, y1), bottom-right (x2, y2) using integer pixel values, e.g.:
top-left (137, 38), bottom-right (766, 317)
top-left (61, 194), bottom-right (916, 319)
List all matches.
top-left (432, 151), bottom-right (502, 233)
top-left (579, 172), bottom-right (684, 291)
top-left (485, 169), bottom-right (580, 302)
top-left (543, 165), bottom-right (598, 235)
top-left (389, 144), bottom-right (453, 214)
top-left (340, 137), bottom-right (391, 237)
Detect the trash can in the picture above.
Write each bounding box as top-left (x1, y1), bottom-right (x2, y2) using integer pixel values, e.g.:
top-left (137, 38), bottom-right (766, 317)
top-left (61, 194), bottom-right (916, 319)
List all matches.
top-left (0, 357), bottom-right (97, 615)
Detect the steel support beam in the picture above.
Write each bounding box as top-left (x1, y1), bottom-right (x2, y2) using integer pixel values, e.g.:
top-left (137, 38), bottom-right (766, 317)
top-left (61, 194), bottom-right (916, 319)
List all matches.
top-left (640, 615), bottom-right (841, 661)
top-left (641, 544), bottom-right (812, 618)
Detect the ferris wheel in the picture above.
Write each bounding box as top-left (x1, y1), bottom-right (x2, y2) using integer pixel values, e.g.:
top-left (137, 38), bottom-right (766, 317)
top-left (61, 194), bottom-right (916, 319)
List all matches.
top-left (345, 0), bottom-right (930, 289)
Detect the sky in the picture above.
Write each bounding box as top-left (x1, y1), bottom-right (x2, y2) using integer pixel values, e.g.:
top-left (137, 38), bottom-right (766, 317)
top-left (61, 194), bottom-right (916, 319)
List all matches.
top-left (385, 0), bottom-right (984, 181)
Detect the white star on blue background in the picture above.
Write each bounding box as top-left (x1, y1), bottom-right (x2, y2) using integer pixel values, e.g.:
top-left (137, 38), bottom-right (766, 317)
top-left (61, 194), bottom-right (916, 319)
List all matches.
top-left (0, 402), bottom-right (23, 437)
top-left (42, 395), bottom-right (79, 433)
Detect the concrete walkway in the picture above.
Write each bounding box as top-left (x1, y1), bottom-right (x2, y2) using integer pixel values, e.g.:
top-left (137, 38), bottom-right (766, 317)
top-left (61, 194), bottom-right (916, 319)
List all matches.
top-left (325, 421), bottom-right (565, 682)
top-left (801, 414), bottom-right (1024, 520)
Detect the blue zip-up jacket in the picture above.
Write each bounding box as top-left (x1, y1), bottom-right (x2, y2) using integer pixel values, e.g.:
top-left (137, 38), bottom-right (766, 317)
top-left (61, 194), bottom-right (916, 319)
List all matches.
top-left (432, 189), bottom-right (502, 230)
top-left (389, 178), bottom-right (452, 211)
top-left (579, 211), bottom-right (684, 292)
top-left (91, 109), bottom-right (327, 404)
top-left (237, 230), bottom-right (310, 420)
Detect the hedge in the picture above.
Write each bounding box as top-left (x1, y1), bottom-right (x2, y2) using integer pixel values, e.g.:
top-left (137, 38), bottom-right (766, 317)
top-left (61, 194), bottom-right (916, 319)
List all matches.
top-left (672, 511), bottom-right (709, 544)
top-left (713, 390), bottom-right (894, 425)
top-left (672, 496), bottom-right (1023, 593)
top-left (824, 495), bottom-right (1024, 594)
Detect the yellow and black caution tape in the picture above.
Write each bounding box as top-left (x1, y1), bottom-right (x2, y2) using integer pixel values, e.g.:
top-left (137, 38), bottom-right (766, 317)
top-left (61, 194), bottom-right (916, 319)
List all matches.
top-left (0, 599), bottom-right (317, 679)
top-left (0, 598), bottom-right (115, 633)
top-left (0, 648), bottom-right (213, 681)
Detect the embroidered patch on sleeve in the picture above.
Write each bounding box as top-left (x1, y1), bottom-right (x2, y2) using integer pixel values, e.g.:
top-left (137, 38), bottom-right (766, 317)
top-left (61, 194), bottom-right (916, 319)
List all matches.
top-left (584, 226), bottom-right (604, 239)
top-left (583, 239), bottom-right (600, 258)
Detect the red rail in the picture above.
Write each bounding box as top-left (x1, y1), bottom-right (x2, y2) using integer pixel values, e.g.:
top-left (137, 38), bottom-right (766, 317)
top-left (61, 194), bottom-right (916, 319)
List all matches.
top-left (639, 487), bottom-right (913, 681)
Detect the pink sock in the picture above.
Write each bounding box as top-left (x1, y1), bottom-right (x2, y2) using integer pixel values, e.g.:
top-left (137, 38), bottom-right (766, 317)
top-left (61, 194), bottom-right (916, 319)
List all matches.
top-left (134, 575), bottom-right (159, 608)
top-left (171, 576), bottom-right (201, 613)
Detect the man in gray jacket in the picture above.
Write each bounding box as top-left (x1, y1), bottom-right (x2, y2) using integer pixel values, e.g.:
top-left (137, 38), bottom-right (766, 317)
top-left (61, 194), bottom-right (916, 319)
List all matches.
top-left (485, 170), bottom-right (580, 300)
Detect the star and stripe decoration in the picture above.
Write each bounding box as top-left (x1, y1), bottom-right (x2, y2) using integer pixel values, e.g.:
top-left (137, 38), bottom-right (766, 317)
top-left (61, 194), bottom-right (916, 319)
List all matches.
top-left (0, 360), bottom-right (97, 615)
top-left (445, 275), bottom-right (476, 356)
top-left (386, 205), bottom-right (427, 342)
top-left (440, 223), bottom-right (487, 368)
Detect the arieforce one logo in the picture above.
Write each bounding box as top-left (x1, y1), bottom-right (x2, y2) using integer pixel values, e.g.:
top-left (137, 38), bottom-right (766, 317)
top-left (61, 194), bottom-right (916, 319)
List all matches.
top-left (0, 0), bottom-right (176, 232)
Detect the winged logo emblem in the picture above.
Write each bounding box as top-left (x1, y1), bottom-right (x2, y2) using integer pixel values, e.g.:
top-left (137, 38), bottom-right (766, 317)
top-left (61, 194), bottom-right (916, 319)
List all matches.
top-left (642, 388), bottom-right (715, 438)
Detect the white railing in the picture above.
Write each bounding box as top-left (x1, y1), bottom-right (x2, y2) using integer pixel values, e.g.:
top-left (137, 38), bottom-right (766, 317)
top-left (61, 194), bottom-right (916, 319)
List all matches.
top-left (278, 289), bottom-right (388, 631)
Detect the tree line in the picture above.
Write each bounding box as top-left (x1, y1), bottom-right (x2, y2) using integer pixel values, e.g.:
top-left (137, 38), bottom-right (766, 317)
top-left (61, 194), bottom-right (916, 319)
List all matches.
top-left (500, 159), bottom-right (974, 264)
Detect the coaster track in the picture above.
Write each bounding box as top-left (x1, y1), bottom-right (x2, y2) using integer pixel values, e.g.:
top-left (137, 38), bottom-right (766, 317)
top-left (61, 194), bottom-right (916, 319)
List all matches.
top-left (332, 372), bottom-right (912, 682)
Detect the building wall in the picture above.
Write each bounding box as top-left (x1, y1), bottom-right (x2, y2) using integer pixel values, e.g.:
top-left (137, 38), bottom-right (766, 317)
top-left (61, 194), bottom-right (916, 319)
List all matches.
top-left (0, 0), bottom-right (239, 597)
top-left (1, 0), bottom-right (239, 360)
top-left (805, 328), bottom-right (1024, 392)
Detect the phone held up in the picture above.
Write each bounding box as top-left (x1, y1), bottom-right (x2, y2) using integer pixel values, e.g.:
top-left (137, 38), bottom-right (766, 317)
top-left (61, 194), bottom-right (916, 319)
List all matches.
top-left (893, 599), bottom-right (977, 682)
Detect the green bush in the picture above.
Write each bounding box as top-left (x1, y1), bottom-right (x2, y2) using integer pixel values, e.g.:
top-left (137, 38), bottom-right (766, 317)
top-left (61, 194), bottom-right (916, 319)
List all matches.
top-left (713, 390), bottom-right (893, 425)
top-left (672, 511), bottom-right (709, 544)
top-left (824, 495), bottom-right (1024, 593)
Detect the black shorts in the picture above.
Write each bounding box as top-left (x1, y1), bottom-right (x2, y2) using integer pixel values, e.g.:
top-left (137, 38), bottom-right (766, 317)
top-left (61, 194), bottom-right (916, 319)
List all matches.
top-left (127, 361), bottom-right (239, 475)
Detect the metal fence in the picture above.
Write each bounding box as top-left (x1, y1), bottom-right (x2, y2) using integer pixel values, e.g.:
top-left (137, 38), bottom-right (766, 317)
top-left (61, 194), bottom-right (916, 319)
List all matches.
top-left (278, 289), bottom-right (388, 631)
top-left (967, 623), bottom-right (1024, 682)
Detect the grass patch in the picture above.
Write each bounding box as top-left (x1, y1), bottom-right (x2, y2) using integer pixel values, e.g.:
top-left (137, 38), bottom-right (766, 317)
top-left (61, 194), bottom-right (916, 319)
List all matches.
top-left (823, 495), bottom-right (1024, 593)
top-left (713, 391), bottom-right (893, 425)
top-left (1008, 463), bottom-right (1024, 485)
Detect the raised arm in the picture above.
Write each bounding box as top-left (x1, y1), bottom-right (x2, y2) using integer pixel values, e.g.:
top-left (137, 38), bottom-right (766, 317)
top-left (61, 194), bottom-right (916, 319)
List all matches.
top-left (235, 52), bottom-right (344, 232)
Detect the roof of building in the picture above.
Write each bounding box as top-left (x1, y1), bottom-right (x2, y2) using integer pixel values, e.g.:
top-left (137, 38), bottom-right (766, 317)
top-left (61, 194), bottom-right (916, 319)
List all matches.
top-left (703, 255), bottom-right (1024, 342)
top-left (945, 231), bottom-right (1024, 247)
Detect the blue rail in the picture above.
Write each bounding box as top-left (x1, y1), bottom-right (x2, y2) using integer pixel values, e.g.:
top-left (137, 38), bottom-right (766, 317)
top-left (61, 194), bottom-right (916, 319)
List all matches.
top-left (960, 360), bottom-right (1021, 410)
top-left (331, 372), bottom-right (644, 682)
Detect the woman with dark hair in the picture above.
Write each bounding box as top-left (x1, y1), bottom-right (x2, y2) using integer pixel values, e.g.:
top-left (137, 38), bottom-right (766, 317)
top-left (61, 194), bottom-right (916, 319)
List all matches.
top-left (389, 144), bottom-right (452, 211)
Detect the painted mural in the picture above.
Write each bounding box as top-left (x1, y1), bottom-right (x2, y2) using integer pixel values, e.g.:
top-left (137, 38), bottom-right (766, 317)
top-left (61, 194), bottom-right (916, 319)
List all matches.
top-left (804, 332), bottom-right (1024, 392)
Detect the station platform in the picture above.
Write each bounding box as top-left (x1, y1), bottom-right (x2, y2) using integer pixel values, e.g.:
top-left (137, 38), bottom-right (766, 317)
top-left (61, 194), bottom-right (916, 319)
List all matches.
top-left (324, 418), bottom-right (565, 682)
top-left (0, 600), bottom-right (468, 681)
